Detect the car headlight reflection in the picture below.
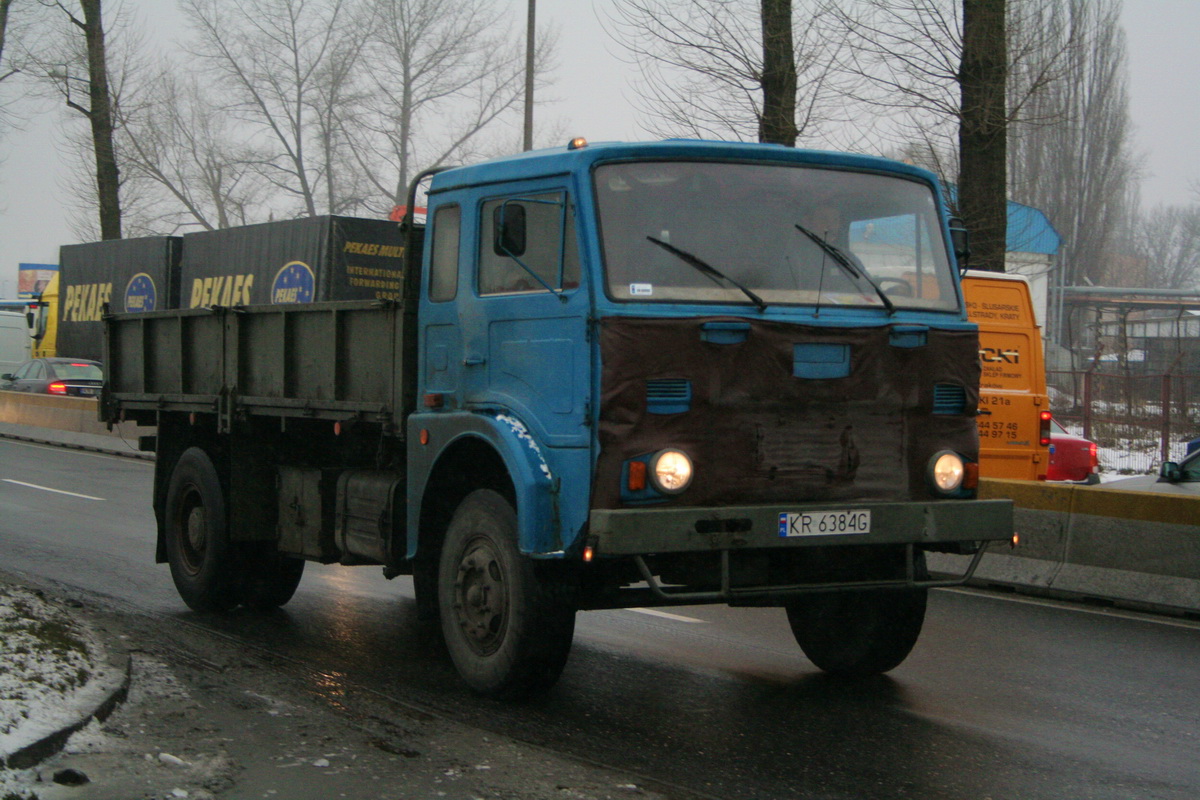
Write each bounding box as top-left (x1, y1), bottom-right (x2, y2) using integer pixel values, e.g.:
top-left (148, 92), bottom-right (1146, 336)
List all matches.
top-left (651, 449), bottom-right (693, 494)
top-left (928, 450), bottom-right (965, 494)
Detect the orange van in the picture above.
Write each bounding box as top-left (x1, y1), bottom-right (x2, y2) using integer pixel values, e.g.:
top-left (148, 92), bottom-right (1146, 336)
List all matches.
top-left (961, 271), bottom-right (1050, 481)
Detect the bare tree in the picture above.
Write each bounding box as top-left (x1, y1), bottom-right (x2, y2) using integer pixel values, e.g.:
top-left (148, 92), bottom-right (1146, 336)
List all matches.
top-left (829, 0), bottom-right (1081, 273)
top-left (0, 0), bottom-right (15, 85)
top-left (1007, 0), bottom-right (1138, 288)
top-left (181, 0), bottom-right (364, 218)
top-left (351, 0), bottom-right (543, 209)
top-left (760, 0), bottom-right (797, 145)
top-left (116, 66), bottom-right (270, 233)
top-left (0, 0), bottom-right (18, 139)
top-left (1132, 204), bottom-right (1200, 290)
top-left (20, 0), bottom-right (122, 237)
top-left (608, 0), bottom-right (836, 144)
top-left (957, 0), bottom-right (1007, 272)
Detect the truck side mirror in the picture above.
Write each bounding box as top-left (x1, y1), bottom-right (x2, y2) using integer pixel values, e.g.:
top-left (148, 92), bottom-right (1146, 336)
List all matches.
top-left (494, 203), bottom-right (527, 258)
top-left (1159, 461), bottom-right (1182, 482)
top-left (948, 217), bottom-right (970, 266)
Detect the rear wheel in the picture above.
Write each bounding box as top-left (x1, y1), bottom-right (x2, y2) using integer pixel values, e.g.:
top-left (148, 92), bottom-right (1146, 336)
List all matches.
top-left (164, 447), bottom-right (239, 612)
top-left (438, 489), bottom-right (576, 698)
top-left (785, 552), bottom-right (928, 676)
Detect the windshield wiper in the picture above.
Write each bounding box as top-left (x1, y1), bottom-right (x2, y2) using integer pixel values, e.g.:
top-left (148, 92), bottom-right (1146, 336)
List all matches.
top-left (646, 236), bottom-right (767, 311)
top-left (793, 223), bottom-right (895, 314)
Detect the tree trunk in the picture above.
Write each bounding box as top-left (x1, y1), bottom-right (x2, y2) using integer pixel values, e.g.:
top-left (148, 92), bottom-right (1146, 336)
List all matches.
top-left (759, 0), bottom-right (797, 146)
top-left (80, 0), bottom-right (121, 239)
top-left (958, 0), bottom-right (1006, 272)
top-left (1, 0), bottom-right (15, 81)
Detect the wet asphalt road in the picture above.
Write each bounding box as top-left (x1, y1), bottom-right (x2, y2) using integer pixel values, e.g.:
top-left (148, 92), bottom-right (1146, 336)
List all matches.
top-left (2, 437), bottom-right (1198, 799)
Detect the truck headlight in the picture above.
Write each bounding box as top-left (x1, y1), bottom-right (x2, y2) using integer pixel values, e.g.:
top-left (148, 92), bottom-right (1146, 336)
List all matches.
top-left (928, 450), bottom-right (965, 494)
top-left (651, 449), bottom-right (693, 494)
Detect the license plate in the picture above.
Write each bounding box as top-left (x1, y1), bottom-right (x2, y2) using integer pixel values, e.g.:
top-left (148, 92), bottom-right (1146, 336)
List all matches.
top-left (78, 387), bottom-right (97, 396)
top-left (778, 509), bottom-right (871, 537)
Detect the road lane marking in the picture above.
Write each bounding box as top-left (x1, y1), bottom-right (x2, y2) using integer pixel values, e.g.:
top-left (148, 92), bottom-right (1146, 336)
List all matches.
top-left (626, 608), bottom-right (707, 623)
top-left (944, 587), bottom-right (1200, 630)
top-left (2, 479), bottom-right (105, 501)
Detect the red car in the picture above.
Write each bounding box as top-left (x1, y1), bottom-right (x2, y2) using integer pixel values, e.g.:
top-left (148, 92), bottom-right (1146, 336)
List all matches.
top-left (1047, 418), bottom-right (1099, 483)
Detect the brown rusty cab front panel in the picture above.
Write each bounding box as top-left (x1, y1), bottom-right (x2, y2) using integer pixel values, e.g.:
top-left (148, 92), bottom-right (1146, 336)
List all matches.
top-left (593, 316), bottom-right (981, 509)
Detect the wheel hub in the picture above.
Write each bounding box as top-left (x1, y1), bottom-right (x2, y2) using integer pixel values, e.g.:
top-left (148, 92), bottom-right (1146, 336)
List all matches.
top-left (177, 491), bottom-right (209, 574)
top-left (186, 506), bottom-right (207, 553)
top-left (454, 540), bottom-right (507, 655)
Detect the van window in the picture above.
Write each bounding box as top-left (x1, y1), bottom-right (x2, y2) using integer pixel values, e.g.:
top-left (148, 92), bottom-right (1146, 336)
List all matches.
top-left (479, 192), bottom-right (579, 295)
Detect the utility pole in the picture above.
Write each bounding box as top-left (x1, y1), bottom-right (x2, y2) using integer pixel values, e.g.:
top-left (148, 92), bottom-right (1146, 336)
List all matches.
top-left (523, 0), bottom-right (535, 151)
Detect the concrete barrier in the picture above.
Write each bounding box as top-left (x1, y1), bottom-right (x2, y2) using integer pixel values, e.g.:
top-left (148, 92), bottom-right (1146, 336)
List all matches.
top-left (931, 478), bottom-right (1200, 616)
top-left (2, 391), bottom-right (1197, 615)
top-left (0, 390), bottom-right (154, 458)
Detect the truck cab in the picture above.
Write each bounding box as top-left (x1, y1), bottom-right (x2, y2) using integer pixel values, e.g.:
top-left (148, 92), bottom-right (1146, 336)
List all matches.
top-left (404, 140), bottom-right (1011, 692)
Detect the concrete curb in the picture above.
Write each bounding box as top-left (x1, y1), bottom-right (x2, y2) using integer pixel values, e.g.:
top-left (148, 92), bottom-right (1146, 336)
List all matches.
top-left (0, 649), bottom-right (132, 771)
top-left (0, 420), bottom-right (152, 460)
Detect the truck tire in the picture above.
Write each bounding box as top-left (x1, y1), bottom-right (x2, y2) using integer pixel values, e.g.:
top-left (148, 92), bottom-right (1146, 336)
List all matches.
top-left (438, 489), bottom-right (576, 698)
top-left (785, 554), bottom-right (928, 676)
top-left (240, 545), bottom-right (305, 609)
top-left (164, 447), bottom-right (239, 613)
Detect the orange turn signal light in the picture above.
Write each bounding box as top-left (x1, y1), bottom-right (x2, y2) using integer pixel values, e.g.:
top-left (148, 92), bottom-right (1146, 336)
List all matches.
top-left (627, 460), bottom-right (647, 492)
top-left (963, 461), bottom-right (979, 490)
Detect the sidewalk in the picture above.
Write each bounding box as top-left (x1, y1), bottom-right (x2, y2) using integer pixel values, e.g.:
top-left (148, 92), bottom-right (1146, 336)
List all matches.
top-left (0, 570), bottom-right (671, 800)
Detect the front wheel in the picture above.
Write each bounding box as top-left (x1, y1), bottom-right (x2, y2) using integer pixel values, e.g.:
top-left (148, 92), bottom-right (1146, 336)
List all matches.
top-left (785, 554), bottom-right (928, 676)
top-left (438, 489), bottom-right (576, 698)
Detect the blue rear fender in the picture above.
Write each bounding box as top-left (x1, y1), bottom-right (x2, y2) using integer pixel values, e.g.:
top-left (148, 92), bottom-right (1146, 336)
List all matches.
top-left (406, 411), bottom-right (566, 558)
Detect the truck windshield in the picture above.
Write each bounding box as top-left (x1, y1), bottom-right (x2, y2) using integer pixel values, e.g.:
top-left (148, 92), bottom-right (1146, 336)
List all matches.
top-left (594, 161), bottom-right (959, 312)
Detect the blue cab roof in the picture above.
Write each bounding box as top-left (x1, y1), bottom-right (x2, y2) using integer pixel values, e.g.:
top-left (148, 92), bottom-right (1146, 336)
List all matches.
top-left (430, 139), bottom-right (944, 194)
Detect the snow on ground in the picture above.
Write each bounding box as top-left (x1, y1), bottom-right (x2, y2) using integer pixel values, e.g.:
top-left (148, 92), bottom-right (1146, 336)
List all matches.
top-left (0, 581), bottom-right (120, 792)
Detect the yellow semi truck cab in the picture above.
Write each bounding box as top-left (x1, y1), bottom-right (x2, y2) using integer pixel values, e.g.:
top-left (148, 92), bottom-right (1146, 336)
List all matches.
top-left (28, 272), bottom-right (58, 358)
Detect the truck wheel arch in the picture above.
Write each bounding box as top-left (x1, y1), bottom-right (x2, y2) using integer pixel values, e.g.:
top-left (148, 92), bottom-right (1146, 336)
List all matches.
top-left (407, 413), bottom-right (562, 562)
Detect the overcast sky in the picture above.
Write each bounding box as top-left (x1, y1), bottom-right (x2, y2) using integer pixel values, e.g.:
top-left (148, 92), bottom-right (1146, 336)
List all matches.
top-left (1, 0), bottom-right (1196, 296)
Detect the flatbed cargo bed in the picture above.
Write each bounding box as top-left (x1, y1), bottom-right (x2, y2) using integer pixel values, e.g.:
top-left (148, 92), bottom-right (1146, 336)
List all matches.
top-left (102, 300), bottom-right (409, 430)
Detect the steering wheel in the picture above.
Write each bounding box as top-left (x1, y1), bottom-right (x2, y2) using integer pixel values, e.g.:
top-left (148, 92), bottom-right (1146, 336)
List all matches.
top-left (878, 278), bottom-right (914, 297)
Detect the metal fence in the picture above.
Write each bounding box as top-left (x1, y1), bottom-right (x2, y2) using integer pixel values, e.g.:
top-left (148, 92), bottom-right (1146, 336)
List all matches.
top-left (1047, 369), bottom-right (1200, 476)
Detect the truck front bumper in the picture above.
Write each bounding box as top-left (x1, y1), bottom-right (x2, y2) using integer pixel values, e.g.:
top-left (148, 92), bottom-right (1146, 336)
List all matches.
top-left (584, 499), bottom-right (1014, 606)
top-left (589, 498), bottom-right (1013, 556)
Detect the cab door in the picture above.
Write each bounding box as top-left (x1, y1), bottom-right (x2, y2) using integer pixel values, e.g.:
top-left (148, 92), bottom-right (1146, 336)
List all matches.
top-left (423, 183), bottom-right (591, 449)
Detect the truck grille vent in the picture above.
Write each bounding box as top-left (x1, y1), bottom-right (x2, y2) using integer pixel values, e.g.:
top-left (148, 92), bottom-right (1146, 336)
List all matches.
top-left (933, 383), bottom-right (968, 415)
top-left (646, 379), bottom-right (693, 415)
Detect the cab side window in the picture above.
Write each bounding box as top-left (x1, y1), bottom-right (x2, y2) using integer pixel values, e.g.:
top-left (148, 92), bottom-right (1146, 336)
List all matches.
top-left (429, 205), bottom-right (461, 302)
top-left (479, 192), bottom-right (579, 295)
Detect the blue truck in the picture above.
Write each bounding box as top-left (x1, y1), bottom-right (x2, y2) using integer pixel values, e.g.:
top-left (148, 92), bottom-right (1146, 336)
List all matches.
top-left (102, 139), bottom-right (1013, 697)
